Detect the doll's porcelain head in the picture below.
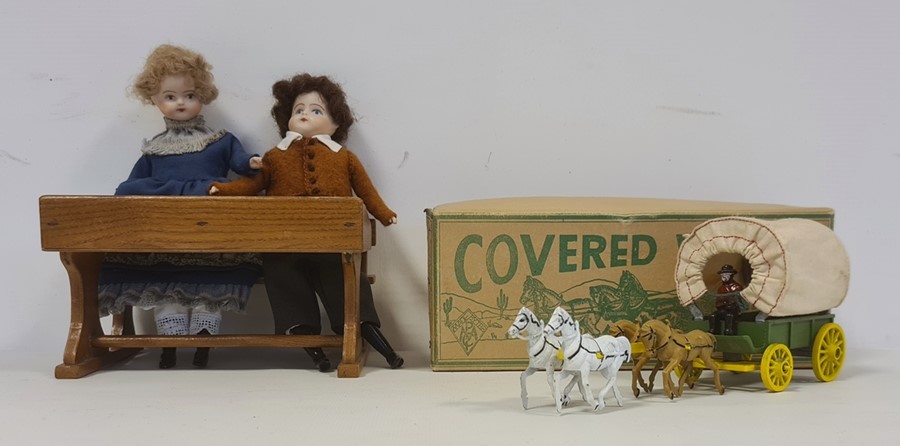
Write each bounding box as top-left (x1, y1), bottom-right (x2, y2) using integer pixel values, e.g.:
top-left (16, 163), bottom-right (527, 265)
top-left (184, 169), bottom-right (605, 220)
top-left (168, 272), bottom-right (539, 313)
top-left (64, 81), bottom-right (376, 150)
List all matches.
top-left (132, 44), bottom-right (218, 120)
top-left (149, 75), bottom-right (203, 121)
top-left (271, 74), bottom-right (354, 143)
top-left (287, 91), bottom-right (338, 138)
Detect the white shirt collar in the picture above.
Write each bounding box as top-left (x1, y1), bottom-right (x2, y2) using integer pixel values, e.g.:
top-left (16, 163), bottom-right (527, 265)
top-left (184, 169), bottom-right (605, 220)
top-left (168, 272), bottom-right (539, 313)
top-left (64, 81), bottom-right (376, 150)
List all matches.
top-left (276, 131), bottom-right (343, 153)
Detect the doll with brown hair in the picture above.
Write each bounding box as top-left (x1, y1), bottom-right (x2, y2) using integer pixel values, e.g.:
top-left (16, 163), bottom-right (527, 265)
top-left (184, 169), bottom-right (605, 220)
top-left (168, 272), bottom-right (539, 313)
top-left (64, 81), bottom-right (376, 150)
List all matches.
top-left (98, 44), bottom-right (262, 369)
top-left (210, 73), bottom-right (404, 371)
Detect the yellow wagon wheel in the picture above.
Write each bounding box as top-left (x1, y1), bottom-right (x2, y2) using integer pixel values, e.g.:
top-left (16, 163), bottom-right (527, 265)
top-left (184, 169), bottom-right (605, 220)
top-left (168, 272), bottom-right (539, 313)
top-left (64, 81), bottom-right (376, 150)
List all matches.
top-left (812, 323), bottom-right (845, 382)
top-left (760, 343), bottom-right (793, 392)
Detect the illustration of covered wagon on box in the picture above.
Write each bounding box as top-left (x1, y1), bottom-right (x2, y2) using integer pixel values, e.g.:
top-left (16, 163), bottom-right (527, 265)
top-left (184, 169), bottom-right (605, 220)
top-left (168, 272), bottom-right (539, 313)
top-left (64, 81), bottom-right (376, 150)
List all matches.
top-left (672, 216), bottom-right (849, 392)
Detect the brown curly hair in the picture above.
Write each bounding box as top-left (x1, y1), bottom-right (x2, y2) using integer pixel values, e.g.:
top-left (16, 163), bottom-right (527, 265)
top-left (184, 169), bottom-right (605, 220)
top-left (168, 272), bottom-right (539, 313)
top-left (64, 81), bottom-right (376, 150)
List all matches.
top-left (132, 44), bottom-right (219, 105)
top-left (271, 73), bottom-right (354, 143)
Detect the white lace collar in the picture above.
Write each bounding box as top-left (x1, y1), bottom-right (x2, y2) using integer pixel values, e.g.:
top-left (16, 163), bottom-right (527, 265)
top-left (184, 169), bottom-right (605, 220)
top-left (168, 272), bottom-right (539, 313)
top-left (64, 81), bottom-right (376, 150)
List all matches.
top-left (141, 116), bottom-right (226, 156)
top-left (276, 131), bottom-right (343, 153)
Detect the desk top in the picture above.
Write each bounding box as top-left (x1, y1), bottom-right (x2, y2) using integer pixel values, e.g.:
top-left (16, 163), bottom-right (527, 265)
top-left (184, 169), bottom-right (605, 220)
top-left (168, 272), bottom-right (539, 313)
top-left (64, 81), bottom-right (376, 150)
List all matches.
top-left (39, 195), bottom-right (372, 253)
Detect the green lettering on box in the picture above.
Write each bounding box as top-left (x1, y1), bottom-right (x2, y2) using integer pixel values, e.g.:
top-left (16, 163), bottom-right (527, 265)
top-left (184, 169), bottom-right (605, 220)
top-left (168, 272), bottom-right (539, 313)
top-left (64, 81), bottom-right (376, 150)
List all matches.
top-left (455, 234), bottom-right (482, 293)
top-left (581, 235), bottom-right (607, 269)
top-left (631, 234), bottom-right (657, 266)
top-left (559, 234), bottom-right (577, 273)
top-left (487, 234), bottom-right (517, 285)
top-left (610, 234), bottom-right (628, 267)
top-left (521, 234), bottom-right (554, 277)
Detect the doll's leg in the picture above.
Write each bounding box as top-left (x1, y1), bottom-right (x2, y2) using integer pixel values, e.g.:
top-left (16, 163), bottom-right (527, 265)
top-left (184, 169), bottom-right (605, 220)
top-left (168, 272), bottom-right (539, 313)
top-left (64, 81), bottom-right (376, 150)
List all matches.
top-left (311, 254), bottom-right (403, 369)
top-left (262, 253), bottom-right (331, 372)
top-left (154, 303), bottom-right (189, 369)
top-left (262, 254), bottom-right (323, 334)
top-left (359, 283), bottom-right (403, 369)
top-left (189, 307), bottom-right (222, 335)
top-left (189, 307), bottom-right (221, 368)
top-left (287, 324), bottom-right (332, 372)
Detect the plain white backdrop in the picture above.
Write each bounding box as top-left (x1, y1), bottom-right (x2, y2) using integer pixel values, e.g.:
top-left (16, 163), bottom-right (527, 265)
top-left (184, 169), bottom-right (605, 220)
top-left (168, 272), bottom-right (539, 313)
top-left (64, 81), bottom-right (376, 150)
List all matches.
top-left (1, 1), bottom-right (898, 360)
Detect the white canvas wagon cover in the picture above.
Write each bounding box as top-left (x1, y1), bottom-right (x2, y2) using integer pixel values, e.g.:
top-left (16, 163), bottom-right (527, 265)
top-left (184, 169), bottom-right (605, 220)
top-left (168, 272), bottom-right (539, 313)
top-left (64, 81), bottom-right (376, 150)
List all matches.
top-left (675, 217), bottom-right (850, 317)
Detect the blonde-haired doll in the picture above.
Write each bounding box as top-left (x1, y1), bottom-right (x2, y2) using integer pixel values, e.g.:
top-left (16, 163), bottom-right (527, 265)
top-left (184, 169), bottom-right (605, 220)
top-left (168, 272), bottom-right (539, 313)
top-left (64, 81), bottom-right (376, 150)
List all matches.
top-left (99, 44), bottom-right (262, 368)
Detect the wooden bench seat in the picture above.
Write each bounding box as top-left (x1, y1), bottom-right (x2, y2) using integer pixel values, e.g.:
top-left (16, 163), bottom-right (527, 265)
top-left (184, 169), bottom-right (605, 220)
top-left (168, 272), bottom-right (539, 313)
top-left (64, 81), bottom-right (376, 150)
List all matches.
top-left (39, 195), bottom-right (375, 378)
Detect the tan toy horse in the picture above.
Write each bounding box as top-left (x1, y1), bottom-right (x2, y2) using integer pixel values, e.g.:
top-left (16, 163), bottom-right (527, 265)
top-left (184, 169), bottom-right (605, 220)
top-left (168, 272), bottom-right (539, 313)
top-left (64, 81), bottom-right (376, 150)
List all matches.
top-left (607, 320), bottom-right (640, 341)
top-left (609, 320), bottom-right (663, 396)
top-left (614, 320), bottom-right (679, 397)
top-left (636, 320), bottom-right (724, 399)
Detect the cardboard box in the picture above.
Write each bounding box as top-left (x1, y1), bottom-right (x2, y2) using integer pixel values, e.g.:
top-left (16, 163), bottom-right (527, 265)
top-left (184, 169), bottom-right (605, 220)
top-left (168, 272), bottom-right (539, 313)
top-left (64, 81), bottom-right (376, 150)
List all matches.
top-left (426, 197), bottom-right (834, 371)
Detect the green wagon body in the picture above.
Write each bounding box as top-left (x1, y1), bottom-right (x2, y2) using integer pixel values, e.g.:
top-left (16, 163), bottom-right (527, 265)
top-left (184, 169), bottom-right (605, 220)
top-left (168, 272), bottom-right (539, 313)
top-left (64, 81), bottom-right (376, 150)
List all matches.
top-left (682, 311), bottom-right (835, 355)
top-left (674, 311), bottom-right (844, 392)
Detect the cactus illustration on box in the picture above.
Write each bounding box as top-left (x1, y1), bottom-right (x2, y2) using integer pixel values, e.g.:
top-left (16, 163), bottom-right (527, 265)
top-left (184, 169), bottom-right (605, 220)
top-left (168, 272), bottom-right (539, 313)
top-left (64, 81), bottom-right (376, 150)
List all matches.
top-left (497, 290), bottom-right (509, 320)
top-left (442, 296), bottom-right (453, 325)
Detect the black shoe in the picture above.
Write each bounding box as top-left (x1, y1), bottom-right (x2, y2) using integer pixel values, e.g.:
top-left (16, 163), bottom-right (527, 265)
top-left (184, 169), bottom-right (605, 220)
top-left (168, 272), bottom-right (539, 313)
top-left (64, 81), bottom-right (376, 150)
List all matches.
top-left (306, 348), bottom-right (333, 372)
top-left (193, 329), bottom-right (211, 368)
top-left (386, 354), bottom-right (404, 370)
top-left (159, 348), bottom-right (176, 369)
top-left (290, 326), bottom-right (333, 372)
top-left (361, 322), bottom-right (404, 369)
top-left (192, 348), bottom-right (210, 368)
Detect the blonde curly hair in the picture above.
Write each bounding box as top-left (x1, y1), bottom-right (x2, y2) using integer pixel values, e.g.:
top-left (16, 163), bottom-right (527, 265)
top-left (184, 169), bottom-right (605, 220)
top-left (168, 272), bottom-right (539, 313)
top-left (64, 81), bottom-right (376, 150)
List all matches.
top-left (132, 44), bottom-right (218, 104)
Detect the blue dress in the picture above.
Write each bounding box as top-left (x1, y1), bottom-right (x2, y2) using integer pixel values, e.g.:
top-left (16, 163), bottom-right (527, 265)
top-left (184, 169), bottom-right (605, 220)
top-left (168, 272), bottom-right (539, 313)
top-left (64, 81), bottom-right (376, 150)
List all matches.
top-left (98, 116), bottom-right (262, 316)
top-left (117, 130), bottom-right (255, 196)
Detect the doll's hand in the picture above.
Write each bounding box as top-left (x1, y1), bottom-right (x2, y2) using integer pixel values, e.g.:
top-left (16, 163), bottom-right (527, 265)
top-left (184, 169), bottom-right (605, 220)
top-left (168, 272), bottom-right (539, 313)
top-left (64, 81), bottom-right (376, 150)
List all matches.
top-left (389, 216), bottom-right (398, 225)
top-left (249, 156), bottom-right (263, 170)
top-left (209, 185), bottom-right (219, 195)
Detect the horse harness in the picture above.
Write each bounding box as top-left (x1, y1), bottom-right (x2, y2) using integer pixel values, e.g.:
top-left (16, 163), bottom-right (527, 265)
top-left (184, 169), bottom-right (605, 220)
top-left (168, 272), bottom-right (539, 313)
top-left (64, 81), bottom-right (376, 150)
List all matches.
top-left (533, 337), bottom-right (561, 358)
top-left (557, 337), bottom-right (630, 368)
top-left (545, 312), bottom-right (573, 335)
top-left (643, 328), bottom-right (713, 356)
top-left (510, 315), bottom-right (530, 336)
top-left (512, 313), bottom-right (561, 359)
top-left (548, 310), bottom-right (628, 366)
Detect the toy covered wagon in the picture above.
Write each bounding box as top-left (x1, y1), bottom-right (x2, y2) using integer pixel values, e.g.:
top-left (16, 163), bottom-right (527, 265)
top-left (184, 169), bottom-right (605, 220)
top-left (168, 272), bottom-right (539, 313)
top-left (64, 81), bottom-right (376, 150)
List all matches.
top-left (674, 216), bottom-right (850, 392)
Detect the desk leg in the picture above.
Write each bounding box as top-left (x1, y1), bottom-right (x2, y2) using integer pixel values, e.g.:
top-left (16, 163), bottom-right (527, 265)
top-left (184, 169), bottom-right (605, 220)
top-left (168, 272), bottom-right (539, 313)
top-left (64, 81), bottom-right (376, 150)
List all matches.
top-left (337, 252), bottom-right (366, 378)
top-left (55, 252), bottom-right (140, 379)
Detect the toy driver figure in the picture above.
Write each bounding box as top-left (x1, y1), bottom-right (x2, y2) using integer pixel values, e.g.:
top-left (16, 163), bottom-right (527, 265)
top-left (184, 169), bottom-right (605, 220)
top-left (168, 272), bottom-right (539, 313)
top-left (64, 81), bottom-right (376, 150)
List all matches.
top-left (709, 264), bottom-right (744, 335)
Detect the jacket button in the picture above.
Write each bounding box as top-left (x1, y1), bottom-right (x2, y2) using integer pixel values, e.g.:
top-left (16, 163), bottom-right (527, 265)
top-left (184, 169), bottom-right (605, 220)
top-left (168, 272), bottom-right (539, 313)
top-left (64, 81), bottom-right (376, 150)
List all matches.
top-left (307, 164), bottom-right (315, 172)
top-left (311, 188), bottom-right (320, 195)
top-left (309, 177), bottom-right (317, 184)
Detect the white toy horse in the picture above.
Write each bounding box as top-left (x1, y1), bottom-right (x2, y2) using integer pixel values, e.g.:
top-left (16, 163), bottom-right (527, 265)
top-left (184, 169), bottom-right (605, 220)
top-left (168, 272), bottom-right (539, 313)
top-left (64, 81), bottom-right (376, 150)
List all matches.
top-left (507, 307), bottom-right (586, 410)
top-left (544, 306), bottom-right (632, 413)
